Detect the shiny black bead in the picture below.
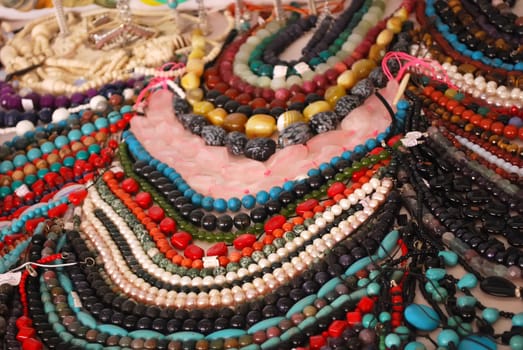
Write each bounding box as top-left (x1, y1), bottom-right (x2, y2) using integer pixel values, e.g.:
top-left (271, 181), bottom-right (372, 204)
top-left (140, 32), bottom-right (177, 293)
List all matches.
top-left (233, 213), bottom-right (251, 230)
top-left (216, 214), bottom-right (233, 231)
top-left (265, 200), bottom-right (282, 214)
top-left (201, 214), bottom-right (217, 231)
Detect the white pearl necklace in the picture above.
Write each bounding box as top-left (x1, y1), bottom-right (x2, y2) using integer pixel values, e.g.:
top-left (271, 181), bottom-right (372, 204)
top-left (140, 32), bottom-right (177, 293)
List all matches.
top-left (79, 178), bottom-right (391, 308)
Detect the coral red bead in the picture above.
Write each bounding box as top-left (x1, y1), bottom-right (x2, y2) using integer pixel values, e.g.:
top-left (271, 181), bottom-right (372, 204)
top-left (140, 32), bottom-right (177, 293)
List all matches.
top-left (328, 320), bottom-right (347, 337)
top-left (235, 93), bottom-right (252, 105)
top-left (159, 217), bottom-right (176, 234)
top-left (135, 192), bottom-right (152, 209)
top-left (250, 97), bottom-right (267, 109)
top-left (346, 311), bottom-right (362, 327)
top-left (327, 182), bottom-right (346, 198)
top-left (22, 338), bottom-right (44, 350)
top-left (296, 199), bottom-right (319, 215)
top-left (68, 188), bottom-right (88, 206)
top-left (16, 326), bottom-right (36, 342)
top-left (503, 125), bottom-right (518, 140)
top-left (264, 215), bottom-right (286, 234)
top-left (275, 88), bottom-right (291, 101)
top-left (121, 178), bottom-right (139, 194)
top-left (233, 233), bottom-right (257, 250)
top-left (357, 297), bottom-right (375, 313)
top-left (171, 231), bottom-right (192, 250)
top-left (490, 121), bottom-right (505, 135)
top-left (184, 244), bottom-right (204, 259)
top-left (309, 335), bottom-right (326, 350)
top-left (207, 242), bottom-right (228, 256)
top-left (16, 316), bottom-right (32, 329)
top-left (148, 206), bottom-right (165, 222)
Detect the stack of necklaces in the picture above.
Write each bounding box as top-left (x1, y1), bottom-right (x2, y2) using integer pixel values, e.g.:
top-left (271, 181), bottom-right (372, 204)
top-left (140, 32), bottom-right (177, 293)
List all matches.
top-left (0, 0), bottom-right (523, 349)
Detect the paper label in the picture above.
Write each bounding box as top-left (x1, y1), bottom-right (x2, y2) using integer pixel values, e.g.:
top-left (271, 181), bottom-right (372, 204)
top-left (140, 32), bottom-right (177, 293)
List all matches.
top-left (294, 62), bottom-right (311, 75)
top-left (203, 256), bottom-right (219, 269)
top-left (401, 138), bottom-right (419, 147)
top-left (21, 98), bottom-right (34, 112)
top-left (14, 184), bottom-right (30, 198)
top-left (70, 291), bottom-right (83, 308)
top-left (0, 272), bottom-right (22, 286)
top-left (273, 65), bottom-right (288, 79)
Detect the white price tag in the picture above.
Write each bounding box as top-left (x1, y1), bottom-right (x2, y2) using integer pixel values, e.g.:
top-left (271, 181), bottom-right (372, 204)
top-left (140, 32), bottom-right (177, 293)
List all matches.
top-left (273, 65), bottom-right (288, 79)
top-left (21, 98), bottom-right (34, 112)
top-left (0, 272), bottom-right (22, 286)
top-left (71, 291), bottom-right (83, 308)
top-left (14, 184), bottom-right (30, 198)
top-left (294, 62), bottom-right (311, 75)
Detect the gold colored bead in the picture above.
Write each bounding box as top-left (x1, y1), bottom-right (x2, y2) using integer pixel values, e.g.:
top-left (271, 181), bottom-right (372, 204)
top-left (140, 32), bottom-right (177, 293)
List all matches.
top-left (464, 123), bottom-right (474, 132)
top-left (449, 115), bottom-right (461, 123)
top-left (351, 59), bottom-right (377, 79)
top-left (186, 59), bottom-right (204, 76)
top-left (181, 72), bottom-right (201, 90)
top-left (324, 85), bottom-right (346, 107)
top-left (11, 170), bottom-right (24, 181)
top-left (376, 29), bottom-right (394, 46)
top-left (277, 110), bottom-right (306, 131)
top-left (23, 163), bottom-right (37, 176)
top-left (303, 101), bottom-right (332, 120)
top-left (193, 101), bottom-right (215, 116)
top-left (189, 47), bottom-right (206, 59)
top-left (337, 70), bottom-right (357, 90)
top-left (245, 114), bottom-right (276, 138)
top-left (386, 17), bottom-right (403, 34)
top-left (444, 89), bottom-right (457, 98)
top-left (368, 44), bottom-right (385, 62)
top-left (207, 108), bottom-right (228, 126)
top-left (394, 7), bottom-right (409, 21)
top-left (46, 153), bottom-right (60, 164)
top-left (186, 88), bottom-right (204, 105)
top-left (223, 113), bottom-right (248, 132)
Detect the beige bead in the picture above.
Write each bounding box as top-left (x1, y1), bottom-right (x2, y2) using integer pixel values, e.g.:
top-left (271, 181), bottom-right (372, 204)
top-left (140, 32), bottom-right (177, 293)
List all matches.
top-left (186, 88), bottom-right (204, 105)
top-left (186, 59), bottom-right (204, 76)
top-left (337, 70), bottom-right (358, 89)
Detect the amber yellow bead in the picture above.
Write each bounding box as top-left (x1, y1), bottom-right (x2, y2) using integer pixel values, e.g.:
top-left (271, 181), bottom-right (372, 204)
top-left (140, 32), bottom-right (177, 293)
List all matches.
top-left (23, 163), bottom-right (37, 176)
top-left (47, 153), bottom-right (60, 164)
top-left (12, 170), bottom-right (24, 181)
top-left (337, 70), bottom-right (357, 89)
top-left (464, 123), bottom-right (474, 132)
top-left (223, 113), bottom-right (248, 132)
top-left (186, 88), bottom-right (204, 105)
top-left (303, 101), bottom-right (332, 120)
top-left (193, 101), bottom-right (215, 116)
top-left (376, 29), bottom-right (394, 46)
top-left (386, 17), bottom-right (403, 34)
top-left (0, 175), bottom-right (11, 187)
top-left (324, 85), bottom-right (346, 107)
top-left (82, 136), bottom-right (96, 147)
top-left (277, 110), bottom-right (306, 131)
top-left (394, 7), bottom-right (409, 21)
top-left (186, 59), bottom-right (204, 76)
top-left (368, 44), bottom-right (385, 62)
top-left (191, 34), bottom-right (206, 50)
top-left (245, 114), bottom-right (276, 138)
top-left (207, 108), bottom-right (228, 126)
top-left (444, 89), bottom-right (457, 98)
top-left (189, 47), bottom-right (206, 59)
top-left (352, 59), bottom-right (376, 79)
top-left (449, 115), bottom-right (461, 123)
top-left (181, 72), bottom-right (201, 90)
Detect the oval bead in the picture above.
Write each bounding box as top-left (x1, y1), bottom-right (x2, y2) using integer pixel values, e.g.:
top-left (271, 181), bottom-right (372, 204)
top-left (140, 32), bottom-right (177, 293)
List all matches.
top-left (513, 313), bottom-right (523, 327)
top-left (456, 296), bottom-right (476, 308)
top-left (222, 113), bottom-right (248, 132)
top-left (260, 336), bottom-right (281, 350)
top-left (317, 277), bottom-right (342, 298)
top-left (98, 324), bottom-right (128, 337)
top-left (437, 329), bottom-right (460, 347)
top-left (458, 336), bottom-right (496, 350)
top-left (377, 230), bottom-right (399, 258)
top-left (77, 311), bottom-right (97, 329)
top-left (248, 317), bottom-right (285, 334)
top-left (404, 304), bottom-right (440, 331)
top-left (245, 114), bottom-right (276, 138)
top-left (426, 268), bottom-right (446, 281)
top-left (405, 341), bottom-right (426, 350)
top-left (481, 308), bottom-right (499, 324)
top-left (345, 255), bottom-right (375, 276)
top-left (277, 110), bottom-right (306, 131)
top-left (166, 331), bottom-right (204, 341)
top-left (303, 101), bottom-right (332, 120)
top-left (206, 329), bottom-right (246, 340)
top-left (457, 273), bottom-right (478, 289)
top-left (438, 251), bottom-right (458, 266)
top-left (286, 294), bottom-right (317, 318)
top-left (128, 330), bottom-right (165, 339)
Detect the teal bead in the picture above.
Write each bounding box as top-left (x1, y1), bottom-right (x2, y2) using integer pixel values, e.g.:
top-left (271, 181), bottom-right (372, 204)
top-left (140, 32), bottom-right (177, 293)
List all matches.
top-left (54, 135), bottom-right (69, 149)
top-left (41, 141), bottom-right (55, 154)
top-left (248, 317), bottom-right (285, 334)
top-left (213, 198), bottom-right (227, 213)
top-left (378, 230), bottom-right (399, 258)
top-left (345, 255), bottom-right (374, 276)
top-left (404, 304), bottom-right (441, 331)
top-left (94, 117), bottom-right (109, 129)
top-left (166, 331), bottom-right (204, 341)
top-left (357, 278), bottom-right (369, 288)
top-left (457, 273), bottom-right (478, 289)
top-left (405, 341), bottom-right (426, 350)
top-left (121, 105), bottom-right (133, 113)
top-left (425, 280), bottom-right (438, 293)
top-left (280, 327), bottom-right (299, 342)
top-left (11, 180), bottom-right (23, 191)
top-left (50, 163), bottom-right (61, 173)
top-left (227, 197), bottom-right (241, 212)
top-left (481, 308), bottom-right (499, 324)
top-left (394, 326), bottom-right (410, 340)
top-left (286, 295), bottom-right (317, 318)
top-left (37, 168), bottom-right (48, 178)
top-left (315, 305), bottom-right (333, 319)
top-left (438, 251), bottom-right (458, 266)
top-left (68, 129), bottom-right (82, 141)
top-left (206, 329), bottom-right (246, 340)
top-left (456, 322), bottom-right (473, 337)
top-left (24, 174), bottom-right (37, 186)
top-left (76, 150), bottom-right (88, 160)
top-left (77, 311), bottom-right (97, 329)
top-left (379, 312), bottom-right (391, 323)
top-left (13, 154), bottom-right (28, 168)
top-left (369, 270), bottom-right (380, 280)
top-left (81, 122), bottom-right (96, 135)
top-left (366, 282), bottom-right (381, 296)
top-left (437, 329), bottom-right (460, 347)
top-left (426, 268), bottom-right (446, 281)
top-left (362, 314), bottom-right (377, 328)
top-left (85, 344), bottom-right (103, 350)
top-left (0, 186), bottom-right (11, 198)
top-left (510, 335), bottom-right (523, 350)
top-left (457, 296), bottom-right (476, 308)
top-left (0, 160), bottom-right (14, 174)
top-left (88, 144), bottom-right (101, 155)
top-left (241, 194), bottom-right (255, 209)
top-left (128, 330), bottom-right (165, 339)
top-left (513, 313), bottom-right (523, 327)
top-left (385, 333), bottom-right (401, 348)
top-left (261, 337), bottom-right (281, 350)
top-left (458, 335), bottom-right (496, 350)
top-left (63, 157), bottom-right (75, 167)
top-left (27, 148), bottom-right (43, 161)
top-left (432, 287), bottom-right (448, 302)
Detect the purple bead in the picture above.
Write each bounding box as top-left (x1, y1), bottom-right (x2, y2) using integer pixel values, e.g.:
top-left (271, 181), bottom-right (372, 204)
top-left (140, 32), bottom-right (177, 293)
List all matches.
top-left (24, 92), bottom-right (41, 110)
top-left (54, 95), bottom-right (70, 108)
top-left (0, 94), bottom-right (10, 109)
top-left (70, 93), bottom-right (86, 106)
top-left (86, 88), bottom-right (98, 98)
top-left (0, 86), bottom-right (14, 95)
top-left (126, 78), bottom-right (136, 87)
top-left (40, 94), bottom-right (55, 109)
top-left (6, 94), bottom-right (22, 110)
top-left (509, 117), bottom-right (523, 128)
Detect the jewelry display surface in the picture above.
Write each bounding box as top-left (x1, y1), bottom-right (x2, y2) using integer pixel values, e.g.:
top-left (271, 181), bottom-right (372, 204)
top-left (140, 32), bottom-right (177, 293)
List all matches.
top-left (0, 1), bottom-right (523, 350)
